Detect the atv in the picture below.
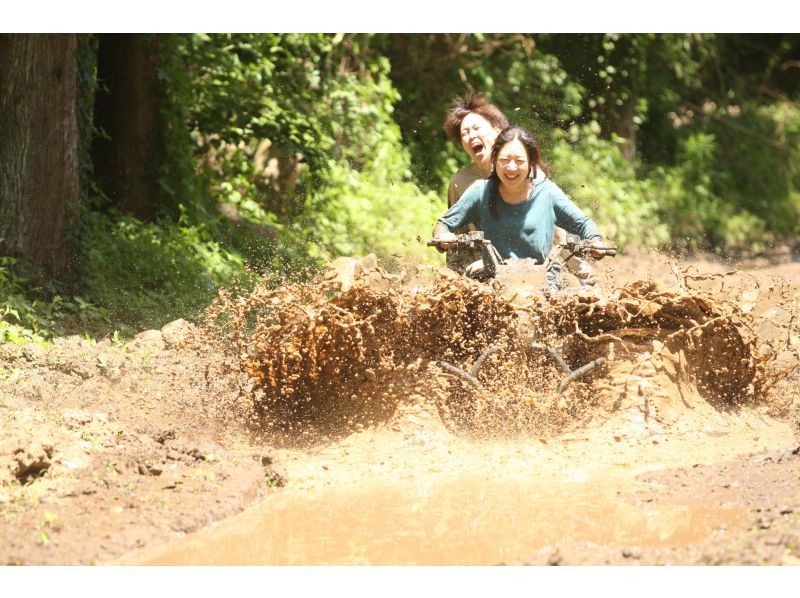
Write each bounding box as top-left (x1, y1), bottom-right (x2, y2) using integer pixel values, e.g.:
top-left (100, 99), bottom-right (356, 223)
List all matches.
top-left (426, 231), bottom-right (620, 434)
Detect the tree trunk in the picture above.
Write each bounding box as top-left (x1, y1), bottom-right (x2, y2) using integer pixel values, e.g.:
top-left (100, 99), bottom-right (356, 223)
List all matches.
top-left (0, 34), bottom-right (79, 278)
top-left (614, 99), bottom-right (637, 164)
top-left (91, 34), bottom-right (161, 219)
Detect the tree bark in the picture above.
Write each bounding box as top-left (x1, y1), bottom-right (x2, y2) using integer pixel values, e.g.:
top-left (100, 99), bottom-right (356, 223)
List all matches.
top-left (614, 99), bottom-right (637, 164)
top-left (91, 34), bottom-right (161, 219)
top-left (0, 34), bottom-right (80, 278)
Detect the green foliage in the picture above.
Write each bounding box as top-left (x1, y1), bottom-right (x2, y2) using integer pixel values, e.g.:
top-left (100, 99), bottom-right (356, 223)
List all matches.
top-left (155, 34), bottom-right (202, 219)
top-left (184, 33), bottom-right (339, 186)
top-left (706, 101), bottom-right (800, 237)
top-left (1, 256), bottom-right (108, 345)
top-left (175, 33), bottom-right (440, 264)
top-left (643, 100), bottom-right (800, 252)
top-left (306, 58), bottom-right (441, 261)
top-left (550, 116), bottom-right (796, 254)
top-left (310, 161), bottom-right (440, 262)
top-left (549, 124), bottom-right (669, 249)
top-left (73, 211), bottom-right (249, 333)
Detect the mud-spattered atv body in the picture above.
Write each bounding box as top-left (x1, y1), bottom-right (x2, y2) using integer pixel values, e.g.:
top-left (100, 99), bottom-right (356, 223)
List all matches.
top-left (429, 231), bottom-right (617, 415)
top-left (427, 232), bottom-right (766, 437)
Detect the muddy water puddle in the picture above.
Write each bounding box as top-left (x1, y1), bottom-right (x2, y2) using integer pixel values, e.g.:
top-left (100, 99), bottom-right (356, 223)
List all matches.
top-left (120, 409), bottom-right (795, 565)
top-left (127, 470), bottom-right (748, 565)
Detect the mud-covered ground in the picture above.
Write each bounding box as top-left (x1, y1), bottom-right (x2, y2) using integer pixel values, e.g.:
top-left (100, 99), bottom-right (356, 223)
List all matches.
top-left (0, 321), bottom-right (284, 565)
top-left (1, 250), bottom-right (799, 566)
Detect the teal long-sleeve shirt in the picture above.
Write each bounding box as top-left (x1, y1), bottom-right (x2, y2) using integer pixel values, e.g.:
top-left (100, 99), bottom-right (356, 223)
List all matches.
top-left (438, 177), bottom-right (602, 264)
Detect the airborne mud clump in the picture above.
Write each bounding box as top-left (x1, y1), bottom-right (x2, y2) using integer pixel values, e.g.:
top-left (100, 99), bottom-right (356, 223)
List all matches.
top-left (201, 255), bottom-right (799, 445)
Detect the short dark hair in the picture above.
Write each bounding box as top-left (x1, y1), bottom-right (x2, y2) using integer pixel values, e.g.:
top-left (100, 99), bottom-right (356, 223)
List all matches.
top-left (488, 126), bottom-right (549, 218)
top-left (443, 92), bottom-right (509, 143)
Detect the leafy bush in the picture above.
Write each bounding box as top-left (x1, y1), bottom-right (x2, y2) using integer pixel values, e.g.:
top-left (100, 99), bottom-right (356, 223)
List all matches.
top-left (1, 255), bottom-right (108, 345)
top-left (74, 211), bottom-right (249, 332)
top-left (548, 110), bottom-right (799, 254)
top-left (706, 101), bottom-right (800, 243)
top-left (548, 123), bottom-right (669, 249)
top-left (179, 34), bottom-right (442, 265)
top-left (307, 60), bottom-right (442, 262)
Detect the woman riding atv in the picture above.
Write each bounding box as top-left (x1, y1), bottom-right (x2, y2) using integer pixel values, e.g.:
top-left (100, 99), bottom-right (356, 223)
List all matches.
top-left (432, 125), bottom-right (609, 289)
top-left (443, 94), bottom-right (595, 283)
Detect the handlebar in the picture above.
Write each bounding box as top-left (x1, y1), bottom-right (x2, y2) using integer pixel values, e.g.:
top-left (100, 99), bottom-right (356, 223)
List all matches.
top-left (427, 231), bottom-right (489, 250)
top-left (561, 238), bottom-right (618, 258)
top-left (428, 231), bottom-right (617, 258)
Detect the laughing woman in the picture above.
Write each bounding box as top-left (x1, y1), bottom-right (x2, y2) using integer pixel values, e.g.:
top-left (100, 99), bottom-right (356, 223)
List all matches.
top-left (432, 125), bottom-right (606, 287)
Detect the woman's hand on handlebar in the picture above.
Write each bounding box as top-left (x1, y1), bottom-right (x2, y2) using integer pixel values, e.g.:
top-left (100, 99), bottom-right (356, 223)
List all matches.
top-left (431, 231), bottom-right (458, 251)
top-left (587, 237), bottom-right (617, 260)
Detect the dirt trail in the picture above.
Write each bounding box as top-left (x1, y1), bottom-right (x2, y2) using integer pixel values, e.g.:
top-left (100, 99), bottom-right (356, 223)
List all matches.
top-left (2, 250), bottom-right (800, 565)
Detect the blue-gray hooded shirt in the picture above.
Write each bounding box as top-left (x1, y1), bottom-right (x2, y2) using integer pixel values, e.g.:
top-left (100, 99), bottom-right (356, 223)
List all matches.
top-left (438, 177), bottom-right (601, 263)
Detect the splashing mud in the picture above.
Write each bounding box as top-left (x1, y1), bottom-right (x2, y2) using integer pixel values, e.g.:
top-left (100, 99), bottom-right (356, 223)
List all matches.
top-left (198, 254), bottom-right (798, 444)
top-left (126, 252), bottom-right (800, 566)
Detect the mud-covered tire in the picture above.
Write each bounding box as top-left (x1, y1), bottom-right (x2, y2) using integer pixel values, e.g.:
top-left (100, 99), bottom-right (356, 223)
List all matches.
top-left (435, 380), bottom-right (480, 434)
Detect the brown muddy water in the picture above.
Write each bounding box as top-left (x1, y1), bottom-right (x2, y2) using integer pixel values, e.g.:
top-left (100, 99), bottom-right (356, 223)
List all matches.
top-left (129, 474), bottom-right (746, 566)
top-left (121, 414), bottom-right (793, 566)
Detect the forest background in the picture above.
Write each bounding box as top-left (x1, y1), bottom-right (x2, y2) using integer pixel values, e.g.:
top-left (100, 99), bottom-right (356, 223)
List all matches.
top-left (1, 32), bottom-right (799, 345)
